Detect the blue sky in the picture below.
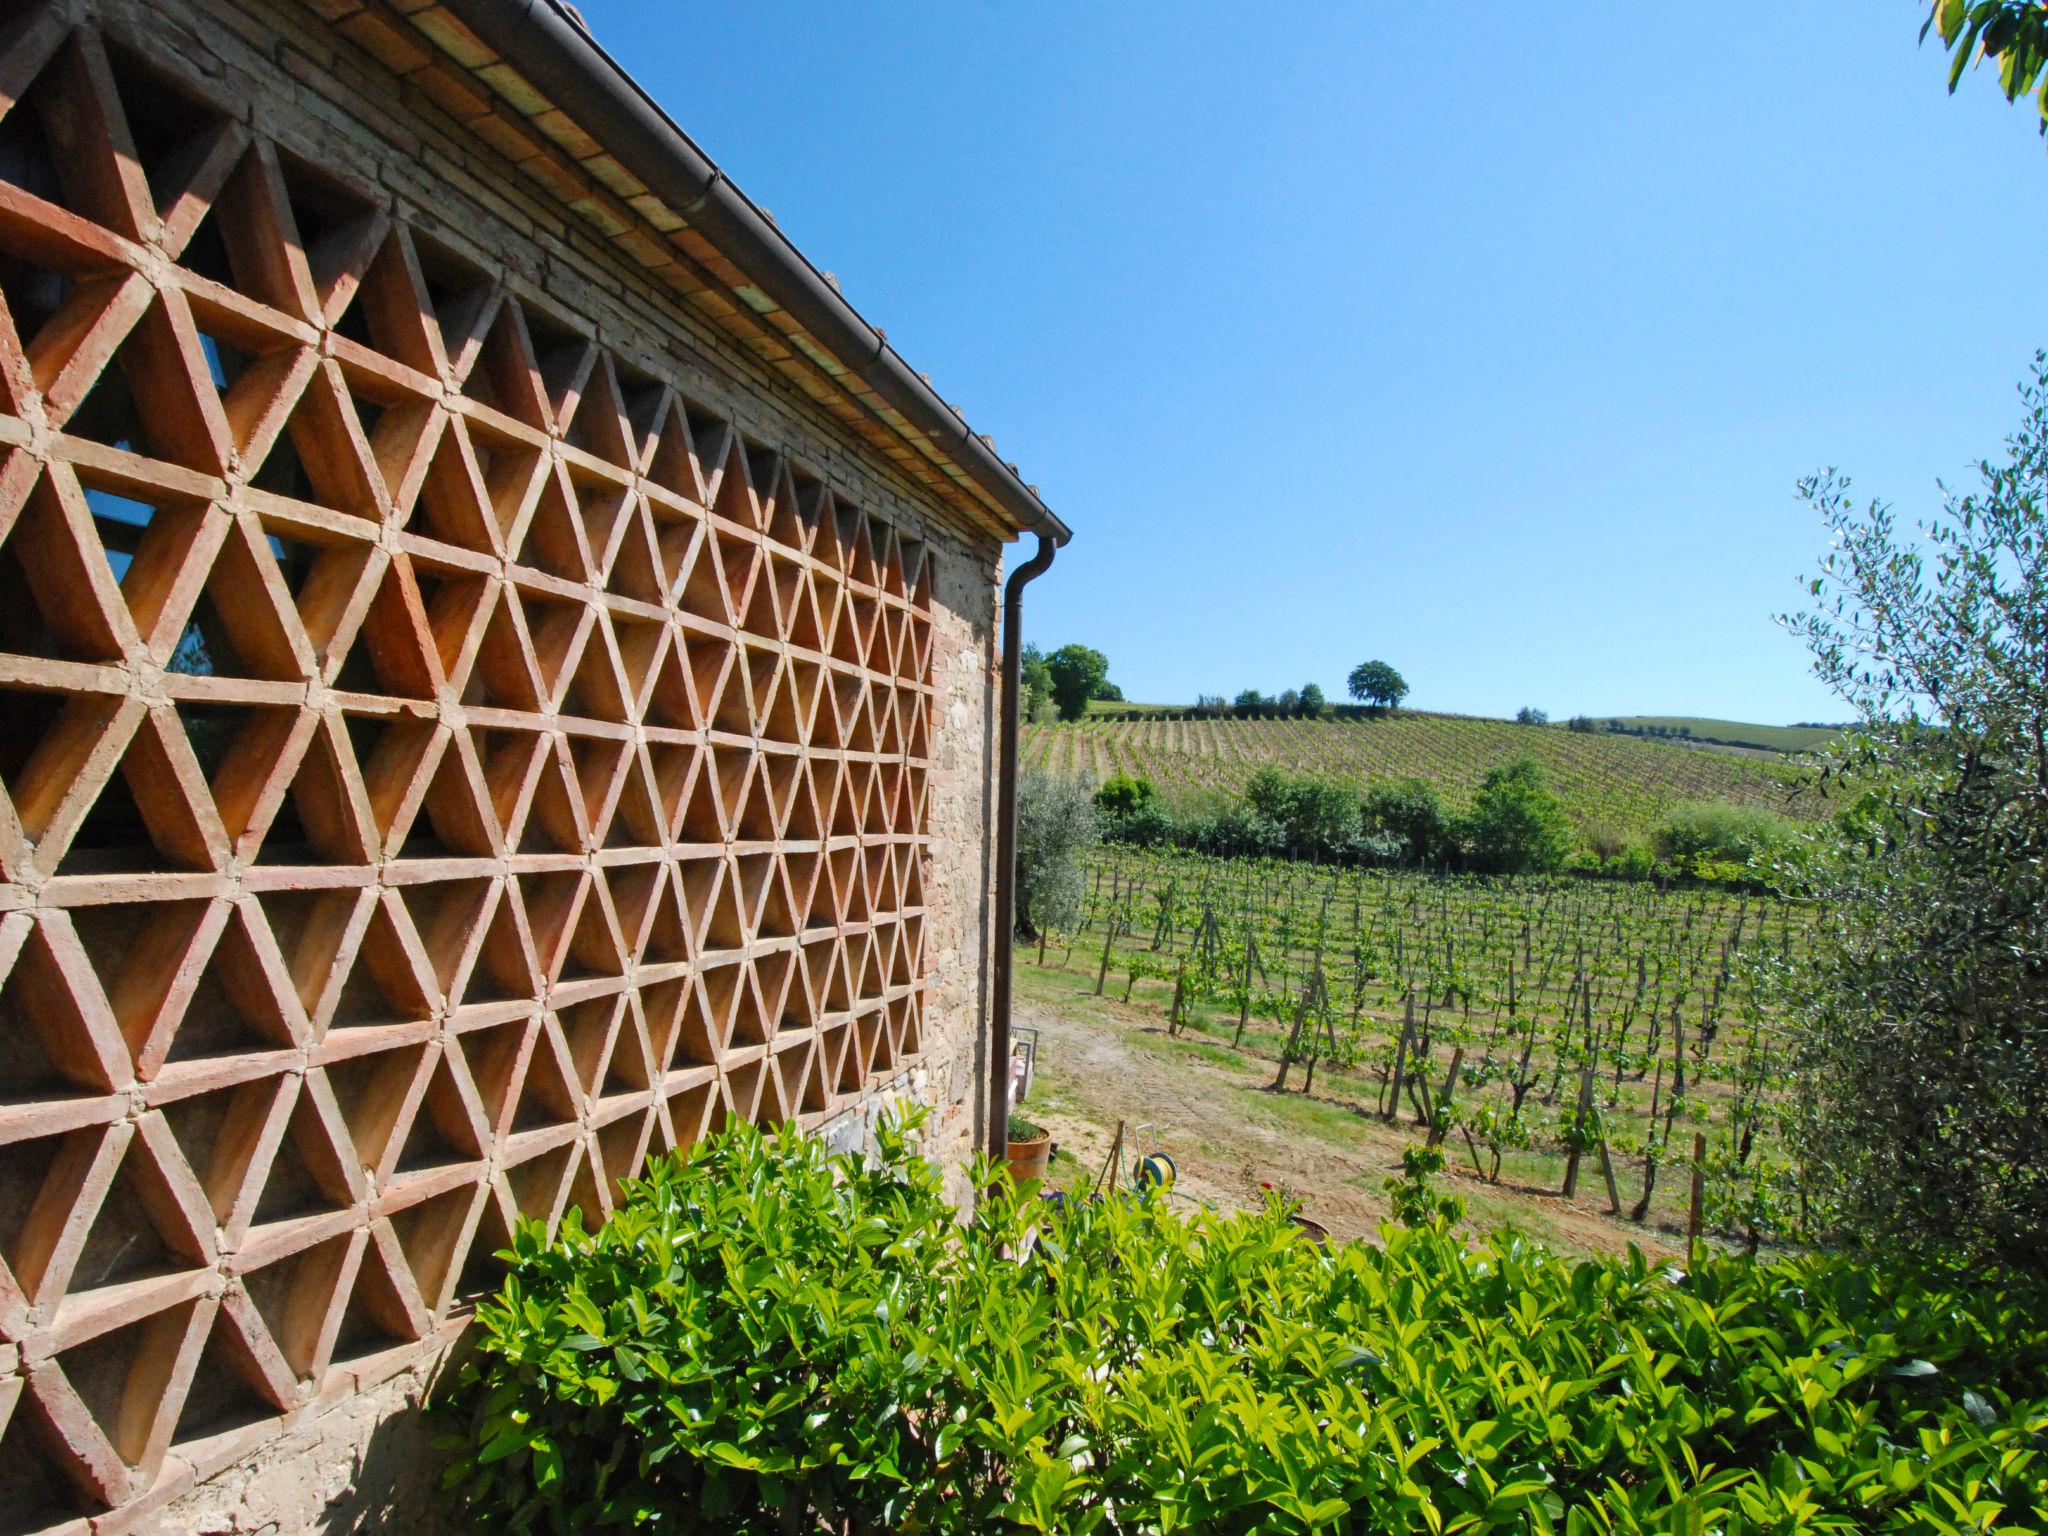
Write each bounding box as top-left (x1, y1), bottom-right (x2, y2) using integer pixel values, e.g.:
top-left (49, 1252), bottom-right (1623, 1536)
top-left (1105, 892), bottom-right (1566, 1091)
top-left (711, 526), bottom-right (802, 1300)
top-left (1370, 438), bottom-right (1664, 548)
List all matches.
top-left (587, 2), bottom-right (2048, 723)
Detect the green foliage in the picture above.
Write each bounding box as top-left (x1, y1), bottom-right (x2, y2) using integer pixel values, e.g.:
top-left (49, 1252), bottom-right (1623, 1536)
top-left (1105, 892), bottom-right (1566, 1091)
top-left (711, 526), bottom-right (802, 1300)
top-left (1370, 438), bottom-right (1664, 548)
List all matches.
top-left (1653, 800), bottom-right (1796, 880)
top-left (1243, 766), bottom-right (1365, 861)
top-left (443, 1115), bottom-right (2048, 1535)
top-left (1233, 688), bottom-right (1267, 717)
top-left (1093, 772), bottom-right (1158, 819)
top-left (1093, 678), bottom-right (1124, 702)
top-left (1773, 353), bottom-right (2048, 1275)
top-left (1383, 1146), bottom-right (1466, 1228)
top-left (1020, 642), bottom-right (1054, 724)
top-left (1046, 643), bottom-right (1109, 723)
top-left (1462, 756), bottom-right (1574, 875)
top-left (1514, 706), bottom-right (1548, 725)
top-left (1346, 658), bottom-right (1409, 711)
top-left (1360, 776), bottom-right (1455, 866)
top-left (1015, 770), bottom-right (1096, 937)
top-left (1299, 681), bottom-right (1326, 718)
top-left (1924, 0), bottom-right (2048, 134)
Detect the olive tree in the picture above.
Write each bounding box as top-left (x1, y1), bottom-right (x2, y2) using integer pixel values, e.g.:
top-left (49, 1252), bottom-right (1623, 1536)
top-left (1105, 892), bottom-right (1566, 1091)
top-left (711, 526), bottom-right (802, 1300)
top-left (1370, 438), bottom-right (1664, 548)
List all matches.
top-left (1014, 771), bottom-right (1096, 939)
top-left (1772, 351), bottom-right (2048, 1272)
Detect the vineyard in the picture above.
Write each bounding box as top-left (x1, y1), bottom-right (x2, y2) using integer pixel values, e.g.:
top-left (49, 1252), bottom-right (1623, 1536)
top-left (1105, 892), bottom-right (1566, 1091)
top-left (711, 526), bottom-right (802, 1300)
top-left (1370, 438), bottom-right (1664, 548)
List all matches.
top-left (1024, 847), bottom-right (1808, 1249)
top-left (1023, 710), bottom-right (1811, 840)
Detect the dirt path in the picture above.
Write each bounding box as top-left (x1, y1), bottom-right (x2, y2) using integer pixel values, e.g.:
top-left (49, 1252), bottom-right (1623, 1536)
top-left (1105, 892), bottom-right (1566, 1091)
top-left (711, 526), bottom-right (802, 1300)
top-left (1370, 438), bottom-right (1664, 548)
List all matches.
top-left (1016, 983), bottom-right (1684, 1259)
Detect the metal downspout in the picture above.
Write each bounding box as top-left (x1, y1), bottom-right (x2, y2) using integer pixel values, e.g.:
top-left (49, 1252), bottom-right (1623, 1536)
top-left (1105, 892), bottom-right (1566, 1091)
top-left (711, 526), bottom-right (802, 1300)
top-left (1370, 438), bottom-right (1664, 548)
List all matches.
top-left (988, 532), bottom-right (1058, 1165)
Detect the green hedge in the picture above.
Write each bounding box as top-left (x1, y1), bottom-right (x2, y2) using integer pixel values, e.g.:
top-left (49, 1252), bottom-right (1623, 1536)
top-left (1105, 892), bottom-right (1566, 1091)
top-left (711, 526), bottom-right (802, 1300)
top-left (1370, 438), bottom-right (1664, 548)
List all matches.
top-left (439, 1115), bottom-right (2048, 1534)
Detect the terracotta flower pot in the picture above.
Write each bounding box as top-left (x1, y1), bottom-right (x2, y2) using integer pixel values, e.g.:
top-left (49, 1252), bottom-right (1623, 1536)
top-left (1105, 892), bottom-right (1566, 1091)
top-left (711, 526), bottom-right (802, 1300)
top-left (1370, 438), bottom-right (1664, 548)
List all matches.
top-left (1005, 1124), bottom-right (1051, 1187)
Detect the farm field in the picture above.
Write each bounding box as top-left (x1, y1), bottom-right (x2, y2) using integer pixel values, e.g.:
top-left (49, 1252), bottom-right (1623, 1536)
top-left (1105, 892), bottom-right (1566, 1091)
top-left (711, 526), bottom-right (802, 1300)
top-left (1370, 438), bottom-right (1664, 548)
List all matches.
top-left (1024, 708), bottom-right (1813, 840)
top-left (1017, 847), bottom-right (1805, 1256)
top-left (1597, 716), bottom-right (1842, 753)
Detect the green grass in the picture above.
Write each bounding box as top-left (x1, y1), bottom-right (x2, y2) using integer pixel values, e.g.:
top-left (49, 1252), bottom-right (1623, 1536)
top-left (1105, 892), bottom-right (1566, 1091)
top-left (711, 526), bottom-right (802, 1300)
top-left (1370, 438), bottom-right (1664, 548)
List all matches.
top-left (1594, 716), bottom-right (1842, 753)
top-left (1025, 706), bottom-right (1812, 840)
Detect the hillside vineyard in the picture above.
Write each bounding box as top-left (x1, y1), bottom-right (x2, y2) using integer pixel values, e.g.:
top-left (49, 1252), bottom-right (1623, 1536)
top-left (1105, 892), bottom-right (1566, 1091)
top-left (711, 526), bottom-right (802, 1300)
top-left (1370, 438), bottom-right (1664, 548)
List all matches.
top-left (1026, 713), bottom-right (1806, 837)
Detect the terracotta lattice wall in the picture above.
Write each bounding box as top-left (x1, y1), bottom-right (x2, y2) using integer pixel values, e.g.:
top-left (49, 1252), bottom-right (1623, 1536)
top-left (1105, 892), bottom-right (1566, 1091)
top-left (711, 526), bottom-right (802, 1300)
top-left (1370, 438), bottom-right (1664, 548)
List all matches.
top-left (0, 11), bottom-right (948, 1531)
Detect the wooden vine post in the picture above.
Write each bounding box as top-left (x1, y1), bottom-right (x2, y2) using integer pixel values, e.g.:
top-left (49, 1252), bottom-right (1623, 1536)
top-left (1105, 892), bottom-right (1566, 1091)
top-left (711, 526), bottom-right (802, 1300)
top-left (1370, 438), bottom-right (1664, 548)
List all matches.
top-left (1385, 994), bottom-right (1416, 1123)
top-left (1687, 1131), bottom-right (1708, 1263)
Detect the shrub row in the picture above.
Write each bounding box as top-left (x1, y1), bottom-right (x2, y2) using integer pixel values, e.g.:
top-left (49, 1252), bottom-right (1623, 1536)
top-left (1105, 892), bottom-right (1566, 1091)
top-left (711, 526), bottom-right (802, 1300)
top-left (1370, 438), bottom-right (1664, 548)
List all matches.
top-left (1096, 766), bottom-right (1795, 886)
top-left (441, 1115), bottom-right (2048, 1535)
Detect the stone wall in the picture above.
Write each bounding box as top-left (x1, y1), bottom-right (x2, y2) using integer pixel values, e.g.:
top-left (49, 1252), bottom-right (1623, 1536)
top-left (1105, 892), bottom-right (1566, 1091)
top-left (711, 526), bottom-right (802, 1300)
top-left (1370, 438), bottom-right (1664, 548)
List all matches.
top-left (0, 0), bottom-right (1004, 1529)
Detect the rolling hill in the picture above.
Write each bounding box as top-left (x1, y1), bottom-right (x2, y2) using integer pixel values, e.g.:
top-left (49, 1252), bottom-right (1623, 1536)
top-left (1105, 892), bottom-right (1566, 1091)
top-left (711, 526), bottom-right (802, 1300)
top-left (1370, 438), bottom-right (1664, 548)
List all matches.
top-left (1023, 709), bottom-right (1817, 840)
top-left (1593, 717), bottom-right (1842, 754)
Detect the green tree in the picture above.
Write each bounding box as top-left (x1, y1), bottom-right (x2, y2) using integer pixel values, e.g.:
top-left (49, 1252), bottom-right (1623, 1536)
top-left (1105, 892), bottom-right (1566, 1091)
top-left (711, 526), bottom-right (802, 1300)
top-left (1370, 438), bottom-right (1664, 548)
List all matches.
top-left (1362, 777), bottom-right (1453, 865)
top-left (1019, 642), bottom-right (1054, 724)
top-left (1923, 1), bottom-right (2048, 134)
top-left (1233, 688), bottom-right (1266, 717)
top-left (1015, 771), bottom-right (1096, 937)
top-left (1094, 772), bottom-right (1157, 819)
top-left (1654, 802), bottom-right (1794, 878)
top-left (1299, 682), bottom-right (1325, 718)
top-left (1462, 757), bottom-right (1572, 874)
top-left (1045, 644), bottom-right (1108, 722)
top-left (1244, 766), bottom-right (1361, 860)
top-left (1772, 352), bottom-right (2048, 1273)
top-left (1092, 678), bottom-right (1124, 702)
top-left (1346, 659), bottom-right (1409, 711)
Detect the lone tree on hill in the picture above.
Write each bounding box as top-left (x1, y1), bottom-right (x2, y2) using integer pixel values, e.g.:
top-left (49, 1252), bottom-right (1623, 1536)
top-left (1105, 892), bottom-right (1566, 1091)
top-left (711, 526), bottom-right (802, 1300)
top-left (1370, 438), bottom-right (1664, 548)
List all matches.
top-left (1347, 660), bottom-right (1409, 712)
top-left (1045, 644), bottom-right (1109, 722)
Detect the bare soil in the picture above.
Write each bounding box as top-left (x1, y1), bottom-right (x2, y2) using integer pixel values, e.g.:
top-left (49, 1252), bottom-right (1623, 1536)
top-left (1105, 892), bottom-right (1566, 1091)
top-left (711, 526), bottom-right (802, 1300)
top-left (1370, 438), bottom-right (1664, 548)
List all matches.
top-left (1017, 973), bottom-right (1688, 1260)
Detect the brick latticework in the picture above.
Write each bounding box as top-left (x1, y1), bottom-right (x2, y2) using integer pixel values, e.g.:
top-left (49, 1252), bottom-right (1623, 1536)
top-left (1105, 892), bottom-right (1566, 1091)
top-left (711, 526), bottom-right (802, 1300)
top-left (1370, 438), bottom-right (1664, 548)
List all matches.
top-left (0, 10), bottom-right (967, 1531)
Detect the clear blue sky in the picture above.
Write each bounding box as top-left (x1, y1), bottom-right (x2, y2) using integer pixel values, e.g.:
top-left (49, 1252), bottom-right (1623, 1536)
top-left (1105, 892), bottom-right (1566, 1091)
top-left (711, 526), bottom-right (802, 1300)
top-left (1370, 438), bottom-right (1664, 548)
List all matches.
top-left (585, 1), bottom-right (2048, 723)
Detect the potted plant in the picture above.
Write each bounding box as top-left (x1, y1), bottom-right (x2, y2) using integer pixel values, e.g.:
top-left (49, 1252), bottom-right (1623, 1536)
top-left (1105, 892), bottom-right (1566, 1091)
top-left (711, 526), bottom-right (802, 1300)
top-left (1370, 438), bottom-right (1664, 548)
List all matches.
top-left (1005, 1116), bottom-right (1051, 1187)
